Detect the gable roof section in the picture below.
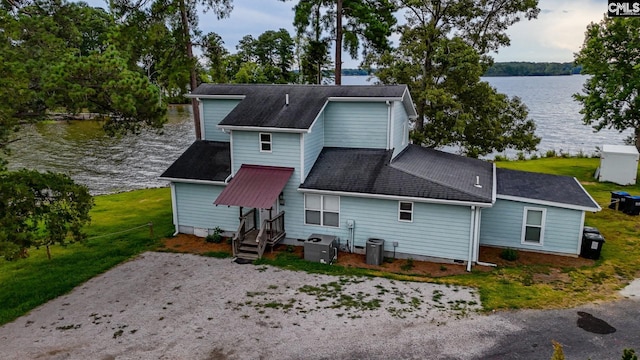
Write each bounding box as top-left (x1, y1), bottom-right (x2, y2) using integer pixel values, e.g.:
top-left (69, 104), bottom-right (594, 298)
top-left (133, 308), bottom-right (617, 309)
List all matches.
top-left (300, 146), bottom-right (493, 205)
top-left (496, 168), bottom-right (601, 211)
top-left (188, 84), bottom-right (415, 130)
top-left (160, 140), bottom-right (231, 183)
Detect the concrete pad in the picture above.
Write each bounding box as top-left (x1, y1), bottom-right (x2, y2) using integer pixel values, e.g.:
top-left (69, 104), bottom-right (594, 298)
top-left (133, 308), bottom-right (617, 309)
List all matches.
top-left (619, 278), bottom-right (640, 298)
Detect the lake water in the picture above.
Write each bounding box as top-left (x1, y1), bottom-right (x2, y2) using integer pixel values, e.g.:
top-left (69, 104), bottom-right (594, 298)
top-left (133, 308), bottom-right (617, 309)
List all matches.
top-left (8, 106), bottom-right (196, 195)
top-left (6, 76), bottom-right (631, 194)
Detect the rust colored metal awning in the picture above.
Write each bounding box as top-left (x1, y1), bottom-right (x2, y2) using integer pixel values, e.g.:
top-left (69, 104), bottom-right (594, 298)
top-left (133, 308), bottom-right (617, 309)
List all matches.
top-left (214, 165), bottom-right (294, 209)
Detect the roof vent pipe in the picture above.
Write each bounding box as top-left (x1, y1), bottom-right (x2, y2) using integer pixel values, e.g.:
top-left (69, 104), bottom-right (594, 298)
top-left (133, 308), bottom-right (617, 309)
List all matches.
top-left (285, 93), bottom-right (289, 106)
top-left (474, 176), bottom-right (482, 188)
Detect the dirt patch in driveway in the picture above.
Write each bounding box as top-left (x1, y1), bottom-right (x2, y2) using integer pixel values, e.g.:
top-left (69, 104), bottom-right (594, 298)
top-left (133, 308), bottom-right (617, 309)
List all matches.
top-left (0, 252), bottom-right (514, 360)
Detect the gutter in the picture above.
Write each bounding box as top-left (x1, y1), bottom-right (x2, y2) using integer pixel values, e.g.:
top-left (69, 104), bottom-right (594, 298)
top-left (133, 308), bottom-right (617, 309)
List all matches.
top-left (159, 177), bottom-right (228, 186)
top-left (184, 94), bottom-right (246, 100)
top-left (298, 188), bottom-right (493, 208)
top-left (217, 125), bottom-right (308, 134)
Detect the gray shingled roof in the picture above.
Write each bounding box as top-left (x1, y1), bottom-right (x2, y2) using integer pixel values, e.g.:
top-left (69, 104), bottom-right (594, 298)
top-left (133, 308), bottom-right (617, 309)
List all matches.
top-left (300, 146), bottom-right (494, 203)
top-left (190, 84), bottom-right (413, 130)
top-left (496, 168), bottom-right (600, 210)
top-left (160, 141), bottom-right (230, 182)
top-left (390, 146), bottom-right (493, 202)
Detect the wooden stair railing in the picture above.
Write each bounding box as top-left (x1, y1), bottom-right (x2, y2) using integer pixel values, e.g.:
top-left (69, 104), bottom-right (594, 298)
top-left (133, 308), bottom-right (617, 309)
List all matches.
top-left (256, 211), bottom-right (286, 258)
top-left (232, 209), bottom-right (257, 258)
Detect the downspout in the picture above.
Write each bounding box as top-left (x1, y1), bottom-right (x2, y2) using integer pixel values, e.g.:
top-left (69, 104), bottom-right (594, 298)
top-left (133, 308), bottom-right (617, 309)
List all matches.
top-left (467, 206), bottom-right (475, 272)
top-left (576, 211), bottom-right (586, 255)
top-left (229, 130), bottom-right (235, 174)
top-left (386, 101), bottom-right (392, 150)
top-left (198, 99), bottom-right (205, 140)
top-left (473, 207), bottom-right (481, 261)
top-left (300, 133), bottom-right (305, 183)
top-left (170, 183), bottom-right (179, 236)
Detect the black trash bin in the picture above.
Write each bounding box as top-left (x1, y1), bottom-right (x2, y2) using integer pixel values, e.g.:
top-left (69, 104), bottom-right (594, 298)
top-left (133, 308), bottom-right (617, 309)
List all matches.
top-left (609, 191), bottom-right (630, 210)
top-left (582, 226), bottom-right (600, 234)
top-left (366, 238), bottom-right (384, 265)
top-left (623, 195), bottom-right (640, 215)
top-left (581, 232), bottom-right (605, 260)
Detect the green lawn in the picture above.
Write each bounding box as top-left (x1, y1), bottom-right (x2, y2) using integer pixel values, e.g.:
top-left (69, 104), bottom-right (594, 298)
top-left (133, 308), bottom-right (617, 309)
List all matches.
top-left (1, 158), bottom-right (639, 324)
top-left (0, 188), bottom-right (173, 325)
top-left (470, 157), bottom-right (640, 309)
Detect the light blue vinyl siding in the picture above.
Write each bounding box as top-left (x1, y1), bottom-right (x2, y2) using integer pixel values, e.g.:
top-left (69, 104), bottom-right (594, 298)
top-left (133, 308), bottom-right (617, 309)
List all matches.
top-left (231, 131), bottom-right (301, 174)
top-left (391, 101), bottom-right (409, 157)
top-left (285, 195), bottom-right (473, 261)
top-left (323, 102), bottom-right (388, 149)
top-left (230, 130), bottom-right (303, 228)
top-left (303, 113), bottom-right (325, 180)
top-left (174, 182), bottom-right (238, 231)
top-left (480, 199), bottom-right (583, 255)
top-left (202, 99), bottom-right (240, 142)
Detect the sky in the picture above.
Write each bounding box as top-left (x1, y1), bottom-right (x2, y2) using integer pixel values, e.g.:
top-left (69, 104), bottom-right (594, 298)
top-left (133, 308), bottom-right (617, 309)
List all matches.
top-left (91, 0), bottom-right (608, 68)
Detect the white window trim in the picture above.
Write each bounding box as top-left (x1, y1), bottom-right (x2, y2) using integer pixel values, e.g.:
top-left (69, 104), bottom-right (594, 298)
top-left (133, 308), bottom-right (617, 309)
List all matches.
top-left (259, 132), bottom-right (272, 153)
top-left (521, 206), bottom-right (546, 246)
top-left (304, 194), bottom-right (340, 228)
top-left (398, 201), bottom-right (413, 222)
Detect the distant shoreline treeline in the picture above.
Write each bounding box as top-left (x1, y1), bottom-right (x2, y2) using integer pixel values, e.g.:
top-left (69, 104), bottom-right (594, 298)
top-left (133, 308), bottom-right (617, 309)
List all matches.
top-left (482, 62), bottom-right (582, 77)
top-left (343, 62), bottom-right (582, 77)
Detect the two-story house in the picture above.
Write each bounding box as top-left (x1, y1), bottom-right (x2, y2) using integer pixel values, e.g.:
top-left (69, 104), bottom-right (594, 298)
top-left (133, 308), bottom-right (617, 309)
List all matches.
top-left (160, 84), bottom-right (600, 269)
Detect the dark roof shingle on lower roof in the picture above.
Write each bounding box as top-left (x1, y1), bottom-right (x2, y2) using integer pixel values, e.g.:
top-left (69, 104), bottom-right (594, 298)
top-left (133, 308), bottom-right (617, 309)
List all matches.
top-left (160, 141), bottom-right (231, 182)
top-left (496, 168), bottom-right (600, 210)
top-left (301, 146), bottom-right (494, 203)
top-left (390, 146), bottom-right (493, 201)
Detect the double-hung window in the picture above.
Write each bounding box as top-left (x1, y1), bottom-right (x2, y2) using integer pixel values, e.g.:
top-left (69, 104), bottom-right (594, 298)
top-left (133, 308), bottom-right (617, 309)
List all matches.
top-left (305, 194), bottom-right (340, 227)
top-left (398, 201), bottom-right (413, 222)
top-left (521, 207), bottom-right (546, 245)
top-left (260, 133), bottom-right (272, 152)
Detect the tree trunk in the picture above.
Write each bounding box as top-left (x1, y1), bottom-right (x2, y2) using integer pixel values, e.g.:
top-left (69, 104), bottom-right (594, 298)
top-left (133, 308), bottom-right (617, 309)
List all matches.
top-left (179, 0), bottom-right (202, 140)
top-left (335, 0), bottom-right (342, 85)
top-left (636, 127), bottom-right (640, 153)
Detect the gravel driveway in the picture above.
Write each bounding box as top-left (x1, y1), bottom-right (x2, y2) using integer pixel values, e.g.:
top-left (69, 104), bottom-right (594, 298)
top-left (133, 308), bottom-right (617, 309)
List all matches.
top-left (0, 252), bottom-right (519, 359)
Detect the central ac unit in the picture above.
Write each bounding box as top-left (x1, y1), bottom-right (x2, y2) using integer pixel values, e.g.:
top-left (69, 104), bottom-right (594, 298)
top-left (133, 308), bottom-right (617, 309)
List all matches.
top-left (304, 234), bottom-right (338, 264)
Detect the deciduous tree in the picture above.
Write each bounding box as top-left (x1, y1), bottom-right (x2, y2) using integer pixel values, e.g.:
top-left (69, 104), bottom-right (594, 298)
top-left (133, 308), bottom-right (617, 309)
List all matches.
top-left (370, 0), bottom-right (540, 157)
top-left (0, 170), bottom-right (93, 260)
top-left (573, 17), bottom-right (640, 151)
top-left (230, 29), bottom-right (296, 83)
